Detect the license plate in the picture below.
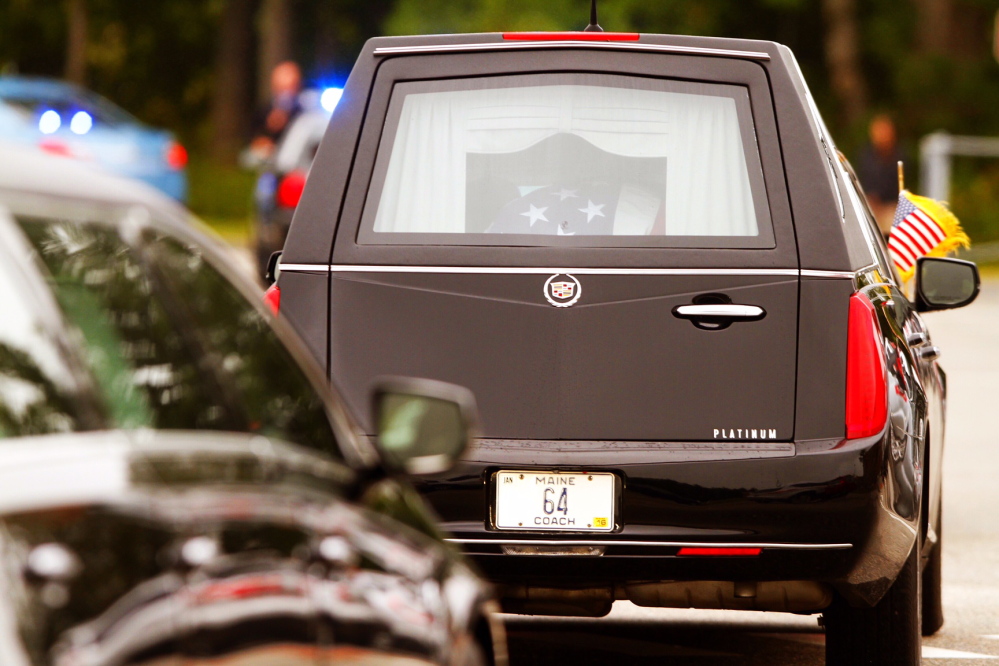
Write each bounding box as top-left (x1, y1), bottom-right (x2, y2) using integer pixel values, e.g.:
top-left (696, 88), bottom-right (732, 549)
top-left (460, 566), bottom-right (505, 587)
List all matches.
top-left (494, 471), bottom-right (615, 532)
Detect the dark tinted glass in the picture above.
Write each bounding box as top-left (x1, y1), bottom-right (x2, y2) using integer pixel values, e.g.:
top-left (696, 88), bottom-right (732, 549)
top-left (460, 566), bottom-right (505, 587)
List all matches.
top-left (0, 251), bottom-right (92, 437)
top-left (16, 217), bottom-right (341, 460)
top-left (145, 232), bottom-right (340, 456)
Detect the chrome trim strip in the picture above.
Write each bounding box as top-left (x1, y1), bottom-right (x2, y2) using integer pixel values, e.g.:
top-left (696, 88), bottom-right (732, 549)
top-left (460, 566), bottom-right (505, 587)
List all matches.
top-left (280, 263), bottom-right (332, 273)
top-left (327, 266), bottom-right (798, 276)
top-left (800, 269), bottom-right (857, 279)
top-left (372, 42), bottom-right (771, 61)
top-left (447, 539), bottom-right (852, 550)
top-left (291, 265), bottom-right (799, 276)
top-left (468, 439), bottom-right (795, 464)
top-left (332, 265), bottom-right (800, 276)
top-left (282, 264), bottom-right (859, 279)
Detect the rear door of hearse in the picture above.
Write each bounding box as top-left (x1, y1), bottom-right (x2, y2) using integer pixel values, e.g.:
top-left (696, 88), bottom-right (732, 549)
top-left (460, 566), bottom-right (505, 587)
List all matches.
top-left (325, 43), bottom-right (800, 444)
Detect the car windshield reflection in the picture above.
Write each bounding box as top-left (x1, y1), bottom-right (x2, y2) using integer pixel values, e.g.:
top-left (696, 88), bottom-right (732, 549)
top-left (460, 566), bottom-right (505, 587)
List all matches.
top-left (7, 214), bottom-right (343, 463)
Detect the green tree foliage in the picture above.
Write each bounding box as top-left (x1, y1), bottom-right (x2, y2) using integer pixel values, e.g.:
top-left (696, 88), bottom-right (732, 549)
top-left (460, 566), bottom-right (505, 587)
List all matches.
top-left (4, 0), bottom-right (999, 237)
top-left (3, 0), bottom-right (996, 150)
top-left (0, 1), bottom-right (68, 77)
top-left (384, 1), bottom-right (825, 87)
top-left (385, 0), bottom-right (999, 143)
top-left (383, 0), bottom-right (999, 241)
top-left (0, 0), bottom-right (220, 144)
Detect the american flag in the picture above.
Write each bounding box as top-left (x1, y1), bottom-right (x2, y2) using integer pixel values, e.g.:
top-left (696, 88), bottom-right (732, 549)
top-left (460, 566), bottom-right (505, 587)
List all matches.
top-left (485, 182), bottom-right (618, 236)
top-left (887, 191), bottom-right (950, 276)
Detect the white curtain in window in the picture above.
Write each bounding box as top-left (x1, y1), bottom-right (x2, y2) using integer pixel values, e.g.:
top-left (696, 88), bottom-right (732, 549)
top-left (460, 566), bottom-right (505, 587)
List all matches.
top-left (373, 84), bottom-right (758, 236)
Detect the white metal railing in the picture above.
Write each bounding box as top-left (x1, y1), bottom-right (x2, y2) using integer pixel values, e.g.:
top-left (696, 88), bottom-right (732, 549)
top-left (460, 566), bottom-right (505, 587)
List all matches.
top-left (920, 131), bottom-right (999, 201)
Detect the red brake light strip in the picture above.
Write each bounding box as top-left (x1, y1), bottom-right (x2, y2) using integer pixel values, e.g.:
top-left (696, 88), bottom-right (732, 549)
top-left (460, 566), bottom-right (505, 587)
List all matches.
top-left (677, 547), bottom-right (762, 557)
top-left (503, 32), bottom-right (640, 42)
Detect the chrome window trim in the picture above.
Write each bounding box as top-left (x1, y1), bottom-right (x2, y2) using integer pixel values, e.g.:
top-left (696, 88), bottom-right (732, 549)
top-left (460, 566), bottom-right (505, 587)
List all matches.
top-left (280, 264), bottom-right (333, 273)
top-left (800, 268), bottom-right (860, 279)
top-left (446, 538), bottom-right (851, 550)
top-left (281, 263), bottom-right (862, 279)
top-left (373, 42), bottom-right (772, 61)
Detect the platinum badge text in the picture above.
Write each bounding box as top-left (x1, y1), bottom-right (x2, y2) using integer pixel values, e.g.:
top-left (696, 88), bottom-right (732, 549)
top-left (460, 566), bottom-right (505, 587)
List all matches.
top-left (714, 428), bottom-right (778, 440)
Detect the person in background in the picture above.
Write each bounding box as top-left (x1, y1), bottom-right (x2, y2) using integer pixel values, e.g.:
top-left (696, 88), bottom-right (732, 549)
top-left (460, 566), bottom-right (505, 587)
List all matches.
top-left (858, 114), bottom-right (904, 236)
top-left (249, 61), bottom-right (303, 160)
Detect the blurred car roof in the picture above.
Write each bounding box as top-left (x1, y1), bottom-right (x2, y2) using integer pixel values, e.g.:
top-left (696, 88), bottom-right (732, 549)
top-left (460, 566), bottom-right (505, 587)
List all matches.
top-left (0, 141), bottom-right (189, 222)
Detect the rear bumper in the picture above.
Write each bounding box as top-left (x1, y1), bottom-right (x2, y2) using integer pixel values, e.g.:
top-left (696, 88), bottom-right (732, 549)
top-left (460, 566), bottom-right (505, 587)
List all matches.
top-left (416, 430), bottom-right (918, 607)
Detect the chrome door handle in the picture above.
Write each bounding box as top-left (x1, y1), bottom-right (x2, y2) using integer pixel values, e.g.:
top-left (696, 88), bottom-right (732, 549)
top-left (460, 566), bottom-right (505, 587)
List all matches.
top-left (673, 304), bottom-right (766, 320)
top-left (906, 332), bottom-right (928, 347)
top-left (917, 346), bottom-right (941, 361)
top-left (672, 303), bottom-right (766, 331)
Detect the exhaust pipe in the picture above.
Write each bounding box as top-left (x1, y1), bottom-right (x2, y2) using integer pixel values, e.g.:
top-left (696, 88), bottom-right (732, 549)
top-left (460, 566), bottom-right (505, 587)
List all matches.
top-left (498, 581), bottom-right (833, 617)
top-left (498, 585), bottom-right (614, 617)
top-left (625, 580), bottom-right (833, 613)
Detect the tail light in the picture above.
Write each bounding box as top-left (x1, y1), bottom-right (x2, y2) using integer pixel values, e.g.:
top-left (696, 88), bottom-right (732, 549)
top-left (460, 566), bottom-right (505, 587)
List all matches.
top-left (845, 293), bottom-right (888, 439)
top-left (38, 139), bottom-right (74, 158)
top-left (503, 32), bottom-right (640, 41)
top-left (264, 284), bottom-right (281, 315)
top-left (276, 170), bottom-right (307, 209)
top-left (165, 141), bottom-right (188, 170)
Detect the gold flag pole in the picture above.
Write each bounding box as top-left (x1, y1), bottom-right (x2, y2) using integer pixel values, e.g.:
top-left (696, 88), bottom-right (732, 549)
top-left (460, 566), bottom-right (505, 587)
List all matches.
top-left (898, 161), bottom-right (905, 193)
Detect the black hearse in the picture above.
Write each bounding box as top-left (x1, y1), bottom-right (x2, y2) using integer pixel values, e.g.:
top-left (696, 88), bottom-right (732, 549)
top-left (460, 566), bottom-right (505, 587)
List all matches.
top-left (271, 29), bottom-right (980, 665)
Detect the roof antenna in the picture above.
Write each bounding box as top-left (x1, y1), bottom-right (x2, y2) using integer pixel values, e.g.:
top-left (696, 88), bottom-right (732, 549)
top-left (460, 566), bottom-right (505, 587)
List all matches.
top-left (584, 0), bottom-right (604, 32)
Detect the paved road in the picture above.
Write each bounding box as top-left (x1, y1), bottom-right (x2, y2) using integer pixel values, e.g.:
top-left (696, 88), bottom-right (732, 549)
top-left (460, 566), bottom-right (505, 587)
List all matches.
top-left (503, 278), bottom-right (999, 665)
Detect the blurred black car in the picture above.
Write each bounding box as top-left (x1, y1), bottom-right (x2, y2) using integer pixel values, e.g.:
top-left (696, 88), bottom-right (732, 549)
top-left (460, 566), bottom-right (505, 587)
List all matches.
top-left (0, 146), bottom-right (505, 666)
top-left (253, 109), bottom-right (329, 280)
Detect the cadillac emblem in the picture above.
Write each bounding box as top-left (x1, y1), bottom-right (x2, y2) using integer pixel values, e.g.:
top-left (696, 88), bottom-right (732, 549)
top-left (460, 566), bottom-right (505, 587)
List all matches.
top-left (544, 274), bottom-right (582, 307)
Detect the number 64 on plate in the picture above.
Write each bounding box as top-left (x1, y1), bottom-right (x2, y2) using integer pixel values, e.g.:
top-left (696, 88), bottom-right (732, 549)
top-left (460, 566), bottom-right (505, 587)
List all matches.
top-left (493, 471), bottom-right (616, 532)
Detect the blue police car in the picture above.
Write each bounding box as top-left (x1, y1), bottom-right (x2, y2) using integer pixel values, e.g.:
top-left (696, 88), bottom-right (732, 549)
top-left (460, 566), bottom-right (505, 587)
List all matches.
top-left (0, 76), bottom-right (188, 201)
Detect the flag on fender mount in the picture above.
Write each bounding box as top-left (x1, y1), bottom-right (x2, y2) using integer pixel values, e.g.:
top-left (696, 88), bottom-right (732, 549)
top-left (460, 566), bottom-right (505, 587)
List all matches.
top-left (887, 190), bottom-right (970, 281)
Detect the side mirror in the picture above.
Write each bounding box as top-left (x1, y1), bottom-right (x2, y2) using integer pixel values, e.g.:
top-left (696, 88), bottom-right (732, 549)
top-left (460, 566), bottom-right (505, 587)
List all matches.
top-left (371, 378), bottom-right (480, 476)
top-left (264, 251), bottom-right (282, 287)
top-left (915, 257), bottom-right (980, 313)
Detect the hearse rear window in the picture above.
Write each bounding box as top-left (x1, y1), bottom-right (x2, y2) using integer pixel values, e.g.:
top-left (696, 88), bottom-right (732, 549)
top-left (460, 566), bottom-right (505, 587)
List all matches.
top-left (357, 73), bottom-right (773, 248)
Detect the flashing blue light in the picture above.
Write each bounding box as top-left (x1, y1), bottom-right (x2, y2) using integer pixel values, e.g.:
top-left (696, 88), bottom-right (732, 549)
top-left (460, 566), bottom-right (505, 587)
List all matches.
top-left (70, 111), bottom-right (93, 135)
top-left (39, 110), bottom-right (61, 134)
top-left (321, 87), bottom-right (344, 114)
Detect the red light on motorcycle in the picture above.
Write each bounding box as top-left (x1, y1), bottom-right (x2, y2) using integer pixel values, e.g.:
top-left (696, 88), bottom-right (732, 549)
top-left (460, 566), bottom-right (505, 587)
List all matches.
top-left (263, 283), bottom-right (280, 315)
top-left (677, 547), bottom-right (762, 557)
top-left (845, 292), bottom-right (888, 439)
top-left (165, 141), bottom-right (188, 170)
top-left (503, 32), bottom-right (640, 41)
top-left (276, 170), bottom-right (307, 209)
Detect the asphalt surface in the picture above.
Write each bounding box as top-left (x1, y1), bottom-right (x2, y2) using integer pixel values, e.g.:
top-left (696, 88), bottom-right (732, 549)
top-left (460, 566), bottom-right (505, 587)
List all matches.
top-left (502, 278), bottom-right (999, 665)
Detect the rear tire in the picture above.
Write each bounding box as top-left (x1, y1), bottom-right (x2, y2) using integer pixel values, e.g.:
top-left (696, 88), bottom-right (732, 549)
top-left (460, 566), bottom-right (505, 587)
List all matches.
top-left (824, 537), bottom-right (921, 666)
top-left (922, 506), bottom-right (945, 636)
